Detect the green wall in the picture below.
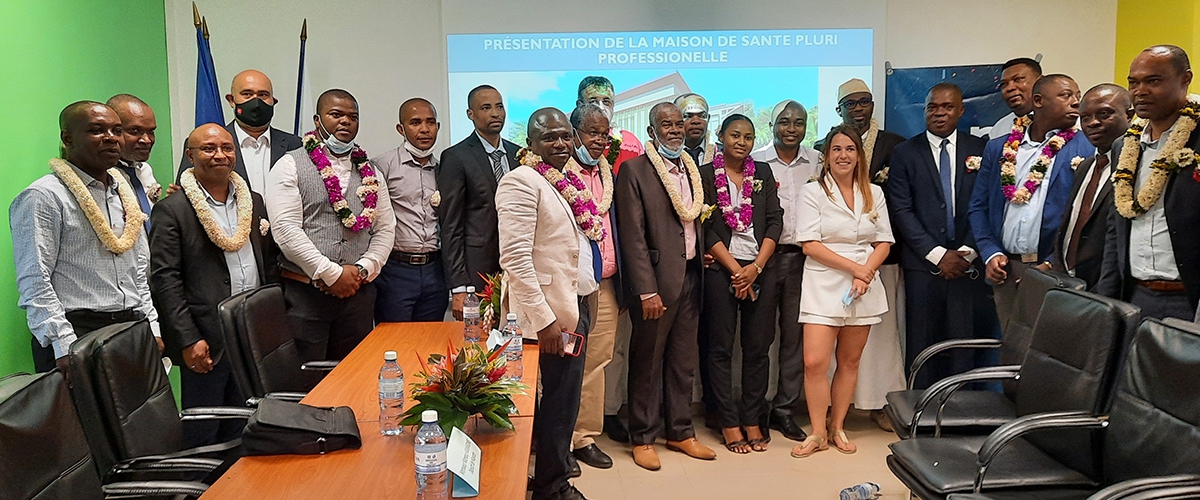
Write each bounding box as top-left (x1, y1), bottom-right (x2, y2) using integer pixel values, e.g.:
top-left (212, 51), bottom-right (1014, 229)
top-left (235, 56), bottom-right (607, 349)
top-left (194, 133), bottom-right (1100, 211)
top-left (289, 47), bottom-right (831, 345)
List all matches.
top-left (0, 1), bottom-right (173, 376)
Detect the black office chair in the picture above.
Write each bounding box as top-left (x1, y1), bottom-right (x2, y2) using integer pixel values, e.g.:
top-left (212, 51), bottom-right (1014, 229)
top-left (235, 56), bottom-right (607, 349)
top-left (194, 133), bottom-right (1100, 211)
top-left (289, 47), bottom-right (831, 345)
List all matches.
top-left (0, 370), bottom-right (208, 500)
top-left (67, 320), bottom-right (253, 483)
top-left (888, 317), bottom-right (1200, 499)
top-left (885, 269), bottom-right (1088, 437)
top-left (947, 474), bottom-right (1200, 500)
top-left (217, 284), bottom-right (337, 404)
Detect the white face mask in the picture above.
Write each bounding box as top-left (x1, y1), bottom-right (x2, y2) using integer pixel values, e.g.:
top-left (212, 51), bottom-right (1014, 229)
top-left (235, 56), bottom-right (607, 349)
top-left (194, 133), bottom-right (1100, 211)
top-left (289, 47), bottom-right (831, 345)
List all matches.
top-left (403, 138), bottom-right (435, 159)
top-left (574, 132), bottom-right (600, 167)
top-left (653, 130), bottom-right (683, 160)
top-left (319, 120), bottom-right (355, 155)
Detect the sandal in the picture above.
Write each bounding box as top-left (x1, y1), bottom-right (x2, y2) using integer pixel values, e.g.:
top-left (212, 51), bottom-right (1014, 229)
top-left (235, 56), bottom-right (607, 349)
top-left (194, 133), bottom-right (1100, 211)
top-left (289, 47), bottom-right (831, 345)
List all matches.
top-left (790, 435), bottom-right (828, 458)
top-left (745, 426), bottom-right (770, 452)
top-left (722, 427), bottom-right (751, 454)
top-left (831, 430), bottom-right (857, 454)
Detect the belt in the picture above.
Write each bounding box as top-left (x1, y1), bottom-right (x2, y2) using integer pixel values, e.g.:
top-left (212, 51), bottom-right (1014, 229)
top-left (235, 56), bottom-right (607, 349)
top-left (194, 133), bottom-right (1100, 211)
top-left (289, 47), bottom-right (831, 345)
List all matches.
top-left (281, 269), bottom-right (315, 285)
top-left (389, 250), bottom-right (439, 266)
top-left (64, 309), bottom-right (140, 322)
top-left (1136, 279), bottom-right (1186, 293)
top-left (777, 244), bottom-right (803, 254)
top-left (1004, 252), bottom-right (1040, 264)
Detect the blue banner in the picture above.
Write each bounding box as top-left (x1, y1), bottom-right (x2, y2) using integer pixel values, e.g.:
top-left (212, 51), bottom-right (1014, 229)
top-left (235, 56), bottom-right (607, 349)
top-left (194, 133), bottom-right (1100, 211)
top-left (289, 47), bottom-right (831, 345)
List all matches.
top-left (195, 28), bottom-right (223, 127)
top-left (884, 63), bottom-right (1008, 139)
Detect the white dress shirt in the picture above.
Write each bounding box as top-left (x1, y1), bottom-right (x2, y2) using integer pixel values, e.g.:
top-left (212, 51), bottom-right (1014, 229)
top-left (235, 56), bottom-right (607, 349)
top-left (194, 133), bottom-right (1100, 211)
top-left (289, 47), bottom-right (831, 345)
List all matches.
top-left (1061, 149), bottom-right (1110, 270)
top-left (923, 130), bottom-right (979, 265)
top-left (119, 160), bottom-right (162, 203)
top-left (235, 123), bottom-right (272, 194)
top-left (266, 152), bottom-right (396, 286)
top-left (751, 142), bottom-right (820, 246)
top-left (1130, 125), bottom-right (1180, 280)
top-left (726, 182), bottom-right (759, 260)
top-left (993, 128), bottom-right (1059, 261)
top-left (477, 131), bottom-right (510, 175)
top-left (197, 181), bottom-right (261, 295)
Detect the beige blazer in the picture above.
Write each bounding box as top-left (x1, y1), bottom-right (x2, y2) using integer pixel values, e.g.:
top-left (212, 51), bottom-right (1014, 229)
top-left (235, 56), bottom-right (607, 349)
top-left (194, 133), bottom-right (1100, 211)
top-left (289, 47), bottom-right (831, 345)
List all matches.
top-left (497, 164), bottom-right (583, 339)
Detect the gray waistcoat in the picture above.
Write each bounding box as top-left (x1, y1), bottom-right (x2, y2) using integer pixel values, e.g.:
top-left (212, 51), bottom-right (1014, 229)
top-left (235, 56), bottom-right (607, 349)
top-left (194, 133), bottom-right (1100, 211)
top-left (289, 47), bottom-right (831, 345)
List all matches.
top-left (279, 148), bottom-right (374, 275)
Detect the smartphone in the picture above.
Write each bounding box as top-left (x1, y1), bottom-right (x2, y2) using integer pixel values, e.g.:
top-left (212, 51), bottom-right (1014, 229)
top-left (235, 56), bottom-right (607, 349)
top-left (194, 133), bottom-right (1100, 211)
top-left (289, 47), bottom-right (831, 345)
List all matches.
top-left (562, 331), bottom-right (585, 357)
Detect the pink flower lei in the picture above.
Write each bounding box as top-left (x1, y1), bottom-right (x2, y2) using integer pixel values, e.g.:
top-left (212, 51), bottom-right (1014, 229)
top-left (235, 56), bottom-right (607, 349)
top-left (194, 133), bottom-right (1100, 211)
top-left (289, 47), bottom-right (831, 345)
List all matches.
top-left (522, 150), bottom-right (607, 241)
top-left (302, 132), bottom-right (379, 232)
top-left (998, 116), bottom-right (1077, 204)
top-left (713, 152), bottom-right (755, 232)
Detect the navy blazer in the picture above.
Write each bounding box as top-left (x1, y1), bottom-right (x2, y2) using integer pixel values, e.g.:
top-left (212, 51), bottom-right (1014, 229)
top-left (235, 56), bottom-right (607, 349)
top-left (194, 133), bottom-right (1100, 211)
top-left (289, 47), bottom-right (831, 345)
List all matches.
top-left (968, 131), bottom-right (1093, 264)
top-left (888, 132), bottom-right (988, 272)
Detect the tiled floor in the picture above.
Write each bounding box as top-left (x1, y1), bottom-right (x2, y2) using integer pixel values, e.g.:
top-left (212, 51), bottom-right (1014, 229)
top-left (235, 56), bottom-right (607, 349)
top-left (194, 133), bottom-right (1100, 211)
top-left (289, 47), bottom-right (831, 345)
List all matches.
top-left (566, 409), bottom-right (910, 500)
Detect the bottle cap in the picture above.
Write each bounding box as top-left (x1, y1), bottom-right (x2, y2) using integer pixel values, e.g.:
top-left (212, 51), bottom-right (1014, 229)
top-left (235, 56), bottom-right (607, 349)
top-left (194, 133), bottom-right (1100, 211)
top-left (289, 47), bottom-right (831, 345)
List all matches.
top-left (421, 410), bottom-right (438, 423)
top-left (507, 312), bottom-right (517, 321)
top-left (466, 286), bottom-right (476, 293)
top-left (383, 350), bottom-right (397, 361)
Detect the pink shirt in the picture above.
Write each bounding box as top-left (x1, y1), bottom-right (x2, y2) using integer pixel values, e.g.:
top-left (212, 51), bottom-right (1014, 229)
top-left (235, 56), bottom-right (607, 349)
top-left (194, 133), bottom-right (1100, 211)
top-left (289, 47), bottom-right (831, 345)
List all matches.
top-left (669, 160), bottom-right (697, 260)
top-left (578, 166), bottom-right (618, 279)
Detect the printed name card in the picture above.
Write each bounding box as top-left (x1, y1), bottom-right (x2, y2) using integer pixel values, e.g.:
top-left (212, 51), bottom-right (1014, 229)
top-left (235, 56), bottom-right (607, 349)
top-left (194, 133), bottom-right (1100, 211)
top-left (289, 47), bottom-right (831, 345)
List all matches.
top-left (448, 427), bottom-right (481, 497)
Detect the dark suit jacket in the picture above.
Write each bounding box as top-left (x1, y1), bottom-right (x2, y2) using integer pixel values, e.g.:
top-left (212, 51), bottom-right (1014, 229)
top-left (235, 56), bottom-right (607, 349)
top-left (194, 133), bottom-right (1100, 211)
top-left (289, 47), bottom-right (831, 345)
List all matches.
top-left (888, 131), bottom-right (988, 274)
top-left (436, 133), bottom-right (521, 291)
top-left (175, 122), bottom-right (303, 186)
top-left (615, 154), bottom-right (704, 308)
top-left (968, 131), bottom-right (1093, 264)
top-left (1052, 153), bottom-right (1114, 289)
top-left (698, 161), bottom-right (784, 267)
top-left (1097, 126), bottom-right (1200, 309)
top-left (149, 188), bottom-right (280, 366)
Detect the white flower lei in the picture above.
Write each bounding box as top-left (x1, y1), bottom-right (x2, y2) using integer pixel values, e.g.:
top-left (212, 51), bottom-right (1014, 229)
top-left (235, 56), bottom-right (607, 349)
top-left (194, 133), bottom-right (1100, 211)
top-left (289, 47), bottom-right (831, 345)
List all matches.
top-left (49, 158), bottom-right (146, 254)
top-left (180, 168), bottom-right (254, 252)
top-left (644, 140), bottom-right (705, 222)
top-left (1112, 94), bottom-right (1200, 218)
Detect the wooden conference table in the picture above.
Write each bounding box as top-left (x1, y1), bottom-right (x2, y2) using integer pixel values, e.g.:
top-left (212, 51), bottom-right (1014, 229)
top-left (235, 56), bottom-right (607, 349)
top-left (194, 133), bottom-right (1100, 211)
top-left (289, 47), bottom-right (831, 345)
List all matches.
top-left (199, 322), bottom-right (539, 500)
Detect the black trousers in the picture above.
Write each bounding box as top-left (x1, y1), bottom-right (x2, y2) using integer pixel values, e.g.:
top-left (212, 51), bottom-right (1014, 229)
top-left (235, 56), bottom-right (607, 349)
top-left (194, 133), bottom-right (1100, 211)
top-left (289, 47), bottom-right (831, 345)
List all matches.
top-left (702, 260), bottom-right (778, 428)
top-left (32, 309), bottom-right (142, 372)
top-left (627, 261), bottom-right (701, 445)
top-left (531, 295), bottom-right (591, 499)
top-left (282, 280), bottom-right (377, 362)
top-left (180, 357), bottom-right (245, 448)
top-left (374, 257), bottom-right (449, 323)
top-left (904, 268), bottom-right (999, 389)
top-left (1130, 286), bottom-right (1193, 321)
top-left (770, 249), bottom-right (805, 415)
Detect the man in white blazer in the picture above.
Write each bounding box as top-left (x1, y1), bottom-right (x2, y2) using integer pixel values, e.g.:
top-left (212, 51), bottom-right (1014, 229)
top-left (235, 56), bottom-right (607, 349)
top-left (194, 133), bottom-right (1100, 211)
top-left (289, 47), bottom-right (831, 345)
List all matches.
top-left (497, 107), bottom-right (600, 500)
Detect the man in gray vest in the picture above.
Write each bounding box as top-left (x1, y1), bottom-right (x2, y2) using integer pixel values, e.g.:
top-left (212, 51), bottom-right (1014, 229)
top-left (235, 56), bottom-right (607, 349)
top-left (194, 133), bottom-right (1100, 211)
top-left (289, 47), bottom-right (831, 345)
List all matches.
top-left (265, 89), bottom-right (395, 362)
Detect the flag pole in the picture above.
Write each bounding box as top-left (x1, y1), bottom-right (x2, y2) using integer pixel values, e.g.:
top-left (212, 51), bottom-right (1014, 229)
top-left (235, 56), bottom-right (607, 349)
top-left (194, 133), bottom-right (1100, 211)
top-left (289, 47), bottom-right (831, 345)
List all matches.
top-left (192, 2), bottom-right (201, 28)
top-left (294, 19), bottom-right (307, 135)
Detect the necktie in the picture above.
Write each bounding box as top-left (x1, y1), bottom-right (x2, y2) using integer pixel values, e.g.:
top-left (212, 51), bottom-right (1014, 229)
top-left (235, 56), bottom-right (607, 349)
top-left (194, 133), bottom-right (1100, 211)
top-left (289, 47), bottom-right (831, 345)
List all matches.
top-left (1065, 154), bottom-right (1108, 270)
top-left (120, 165), bottom-right (153, 234)
top-left (489, 149), bottom-right (506, 181)
top-left (939, 139), bottom-right (955, 241)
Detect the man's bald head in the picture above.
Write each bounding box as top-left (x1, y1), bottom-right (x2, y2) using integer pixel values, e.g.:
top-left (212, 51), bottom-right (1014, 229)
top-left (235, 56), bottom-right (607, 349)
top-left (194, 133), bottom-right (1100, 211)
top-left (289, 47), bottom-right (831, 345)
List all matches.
top-left (527, 107), bottom-right (573, 168)
top-left (230, 69), bottom-right (274, 98)
top-left (59, 101), bottom-right (123, 172)
top-left (399, 98), bottom-right (436, 123)
top-left (398, 98), bottom-right (439, 152)
top-left (1083, 83), bottom-right (1132, 111)
top-left (317, 89), bottom-right (358, 115)
top-left (60, 101), bottom-right (109, 131)
top-left (106, 94), bottom-right (157, 163)
top-left (1080, 83), bottom-right (1133, 151)
top-left (227, 69), bottom-right (276, 130)
top-left (186, 123), bottom-right (233, 149)
top-left (185, 123), bottom-right (237, 187)
top-left (527, 107), bottom-right (569, 138)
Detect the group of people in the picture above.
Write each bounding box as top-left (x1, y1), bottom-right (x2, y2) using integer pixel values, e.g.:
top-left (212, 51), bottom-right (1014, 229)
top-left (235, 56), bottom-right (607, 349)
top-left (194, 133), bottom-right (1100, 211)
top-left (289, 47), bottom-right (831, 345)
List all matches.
top-left (12, 42), bottom-right (1200, 500)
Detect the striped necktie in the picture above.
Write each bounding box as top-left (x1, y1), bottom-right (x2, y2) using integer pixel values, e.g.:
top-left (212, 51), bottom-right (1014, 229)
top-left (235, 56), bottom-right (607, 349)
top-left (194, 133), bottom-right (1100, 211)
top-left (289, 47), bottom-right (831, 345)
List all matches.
top-left (489, 149), bottom-right (506, 181)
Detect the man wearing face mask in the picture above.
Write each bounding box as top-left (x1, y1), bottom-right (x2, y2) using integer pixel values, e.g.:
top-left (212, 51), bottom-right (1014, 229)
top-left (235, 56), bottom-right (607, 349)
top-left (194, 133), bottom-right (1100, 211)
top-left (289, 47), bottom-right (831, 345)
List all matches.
top-left (675, 93), bottom-right (715, 166)
top-left (616, 102), bottom-right (715, 471)
top-left (178, 69), bottom-right (303, 194)
top-left (107, 94), bottom-right (161, 235)
top-left (266, 89), bottom-right (395, 364)
top-left (575, 76), bottom-right (643, 174)
top-left (371, 98), bottom-right (448, 323)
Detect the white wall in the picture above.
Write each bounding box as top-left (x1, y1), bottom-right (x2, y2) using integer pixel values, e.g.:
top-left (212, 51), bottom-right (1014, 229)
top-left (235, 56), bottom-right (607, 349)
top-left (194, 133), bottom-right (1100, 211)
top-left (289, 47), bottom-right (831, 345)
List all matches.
top-left (164, 0), bottom-right (1116, 166)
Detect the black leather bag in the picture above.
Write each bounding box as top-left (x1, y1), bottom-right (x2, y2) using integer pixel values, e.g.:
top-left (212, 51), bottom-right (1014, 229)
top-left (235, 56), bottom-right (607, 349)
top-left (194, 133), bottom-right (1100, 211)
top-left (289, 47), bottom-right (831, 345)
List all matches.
top-left (241, 398), bottom-right (362, 456)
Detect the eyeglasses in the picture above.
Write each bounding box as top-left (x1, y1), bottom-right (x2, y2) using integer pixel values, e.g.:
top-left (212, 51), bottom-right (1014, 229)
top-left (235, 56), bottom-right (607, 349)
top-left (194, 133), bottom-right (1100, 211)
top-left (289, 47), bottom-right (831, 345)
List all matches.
top-left (191, 145), bottom-right (236, 156)
top-left (840, 97), bottom-right (873, 110)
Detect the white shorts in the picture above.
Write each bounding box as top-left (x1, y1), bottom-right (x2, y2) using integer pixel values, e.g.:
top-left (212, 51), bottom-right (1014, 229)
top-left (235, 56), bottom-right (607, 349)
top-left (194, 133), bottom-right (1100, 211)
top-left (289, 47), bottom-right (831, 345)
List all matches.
top-left (798, 313), bottom-right (881, 327)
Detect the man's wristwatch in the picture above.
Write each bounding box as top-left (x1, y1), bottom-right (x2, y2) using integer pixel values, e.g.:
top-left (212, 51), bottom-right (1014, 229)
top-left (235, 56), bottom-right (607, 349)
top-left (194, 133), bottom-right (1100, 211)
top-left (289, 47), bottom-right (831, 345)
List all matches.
top-left (355, 264), bottom-right (368, 279)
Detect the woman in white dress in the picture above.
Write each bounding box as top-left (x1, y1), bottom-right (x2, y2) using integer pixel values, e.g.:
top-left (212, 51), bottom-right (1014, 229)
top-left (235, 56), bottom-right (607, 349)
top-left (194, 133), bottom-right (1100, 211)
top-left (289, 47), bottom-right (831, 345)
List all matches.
top-left (791, 125), bottom-right (893, 458)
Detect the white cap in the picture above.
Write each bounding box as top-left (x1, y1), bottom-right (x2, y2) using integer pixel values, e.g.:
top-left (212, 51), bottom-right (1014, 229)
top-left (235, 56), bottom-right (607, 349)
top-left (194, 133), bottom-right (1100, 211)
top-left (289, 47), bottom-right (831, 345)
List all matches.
top-left (383, 350), bottom-right (397, 361)
top-left (421, 410), bottom-right (439, 423)
top-left (466, 285), bottom-right (476, 293)
top-left (507, 312), bottom-right (517, 321)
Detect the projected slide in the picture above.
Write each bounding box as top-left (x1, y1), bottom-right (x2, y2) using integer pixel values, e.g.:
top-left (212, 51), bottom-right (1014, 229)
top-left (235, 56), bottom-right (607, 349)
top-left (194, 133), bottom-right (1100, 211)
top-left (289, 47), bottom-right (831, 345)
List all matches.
top-left (446, 29), bottom-right (872, 150)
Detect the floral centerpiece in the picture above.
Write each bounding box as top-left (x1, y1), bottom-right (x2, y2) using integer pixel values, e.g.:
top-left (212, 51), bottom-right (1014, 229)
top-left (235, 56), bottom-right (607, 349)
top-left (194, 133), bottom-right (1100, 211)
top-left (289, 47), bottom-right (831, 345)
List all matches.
top-left (477, 271), bottom-right (504, 331)
top-left (400, 342), bottom-right (528, 435)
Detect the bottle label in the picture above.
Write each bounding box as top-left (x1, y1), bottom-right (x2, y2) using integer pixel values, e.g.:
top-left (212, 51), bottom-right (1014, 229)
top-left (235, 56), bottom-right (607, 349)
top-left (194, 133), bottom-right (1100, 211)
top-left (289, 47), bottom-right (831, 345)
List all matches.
top-left (415, 449), bottom-right (447, 473)
top-left (464, 306), bottom-right (479, 318)
top-left (379, 380), bottom-right (404, 398)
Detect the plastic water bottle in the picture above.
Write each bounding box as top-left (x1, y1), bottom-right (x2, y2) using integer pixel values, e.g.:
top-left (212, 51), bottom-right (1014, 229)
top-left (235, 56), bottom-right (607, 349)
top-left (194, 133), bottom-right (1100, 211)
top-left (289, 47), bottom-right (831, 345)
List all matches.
top-left (463, 286), bottom-right (483, 343)
top-left (839, 482), bottom-right (881, 500)
top-left (501, 313), bottom-right (523, 380)
top-left (415, 410), bottom-right (449, 500)
top-left (378, 350), bottom-right (404, 436)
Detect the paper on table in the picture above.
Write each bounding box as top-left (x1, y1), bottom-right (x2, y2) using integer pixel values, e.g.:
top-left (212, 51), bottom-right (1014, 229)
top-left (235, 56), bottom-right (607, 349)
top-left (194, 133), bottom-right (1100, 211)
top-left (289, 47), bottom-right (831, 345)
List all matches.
top-left (448, 427), bottom-right (482, 497)
top-left (485, 329), bottom-right (504, 351)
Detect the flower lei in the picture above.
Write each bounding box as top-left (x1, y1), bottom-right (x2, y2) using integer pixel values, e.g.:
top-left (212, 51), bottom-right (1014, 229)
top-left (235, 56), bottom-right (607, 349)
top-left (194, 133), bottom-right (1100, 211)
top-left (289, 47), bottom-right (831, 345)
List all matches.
top-left (1112, 94), bottom-right (1200, 218)
top-left (302, 132), bottom-right (379, 231)
top-left (999, 116), bottom-right (1077, 204)
top-left (49, 158), bottom-right (146, 254)
top-left (180, 168), bottom-right (254, 252)
top-left (644, 140), bottom-right (705, 221)
top-left (518, 149), bottom-right (607, 241)
top-left (584, 155), bottom-right (615, 214)
top-left (862, 118), bottom-right (879, 167)
top-left (713, 152), bottom-right (755, 231)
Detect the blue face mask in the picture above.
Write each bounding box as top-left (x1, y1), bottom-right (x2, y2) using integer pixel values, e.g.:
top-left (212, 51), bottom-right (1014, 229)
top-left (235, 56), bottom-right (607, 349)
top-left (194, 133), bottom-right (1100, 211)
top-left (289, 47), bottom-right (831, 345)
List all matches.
top-left (574, 131), bottom-right (600, 167)
top-left (653, 131), bottom-right (683, 160)
top-left (319, 120), bottom-right (355, 155)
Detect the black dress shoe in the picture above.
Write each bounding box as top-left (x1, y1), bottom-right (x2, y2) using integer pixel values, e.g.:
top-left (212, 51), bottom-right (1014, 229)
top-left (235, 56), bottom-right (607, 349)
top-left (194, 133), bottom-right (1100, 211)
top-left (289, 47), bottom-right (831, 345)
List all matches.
top-left (568, 454), bottom-right (581, 478)
top-left (603, 415), bottom-right (629, 443)
top-left (572, 443), bottom-right (613, 469)
top-left (769, 412), bottom-right (809, 442)
top-left (559, 484), bottom-right (589, 500)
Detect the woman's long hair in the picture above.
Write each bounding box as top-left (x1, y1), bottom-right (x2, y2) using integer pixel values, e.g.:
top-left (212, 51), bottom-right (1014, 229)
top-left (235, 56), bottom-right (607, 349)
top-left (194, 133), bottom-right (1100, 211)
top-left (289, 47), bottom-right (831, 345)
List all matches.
top-left (818, 124), bottom-right (873, 213)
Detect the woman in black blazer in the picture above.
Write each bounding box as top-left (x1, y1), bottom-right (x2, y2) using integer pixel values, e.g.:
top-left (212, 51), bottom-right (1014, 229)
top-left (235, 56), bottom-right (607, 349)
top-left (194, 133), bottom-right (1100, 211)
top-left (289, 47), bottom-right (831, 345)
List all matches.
top-left (699, 114), bottom-right (784, 454)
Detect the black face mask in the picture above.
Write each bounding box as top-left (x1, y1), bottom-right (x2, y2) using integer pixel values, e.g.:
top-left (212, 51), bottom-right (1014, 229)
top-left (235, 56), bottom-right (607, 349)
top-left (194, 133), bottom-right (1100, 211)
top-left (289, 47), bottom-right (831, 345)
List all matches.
top-left (235, 97), bottom-right (274, 127)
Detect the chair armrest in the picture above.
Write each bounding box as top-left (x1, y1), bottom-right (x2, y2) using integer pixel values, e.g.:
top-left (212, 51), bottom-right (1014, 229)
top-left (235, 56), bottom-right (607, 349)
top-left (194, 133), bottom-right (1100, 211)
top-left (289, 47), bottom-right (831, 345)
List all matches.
top-left (179, 406), bottom-right (257, 421)
top-left (102, 480), bottom-right (209, 499)
top-left (301, 360), bottom-right (339, 371)
top-left (973, 411), bottom-right (1108, 493)
top-left (110, 457), bottom-right (223, 476)
top-left (246, 392), bottom-right (308, 406)
top-left (909, 365), bottom-right (1021, 437)
top-left (908, 338), bottom-right (1003, 389)
top-left (1089, 474), bottom-right (1200, 500)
